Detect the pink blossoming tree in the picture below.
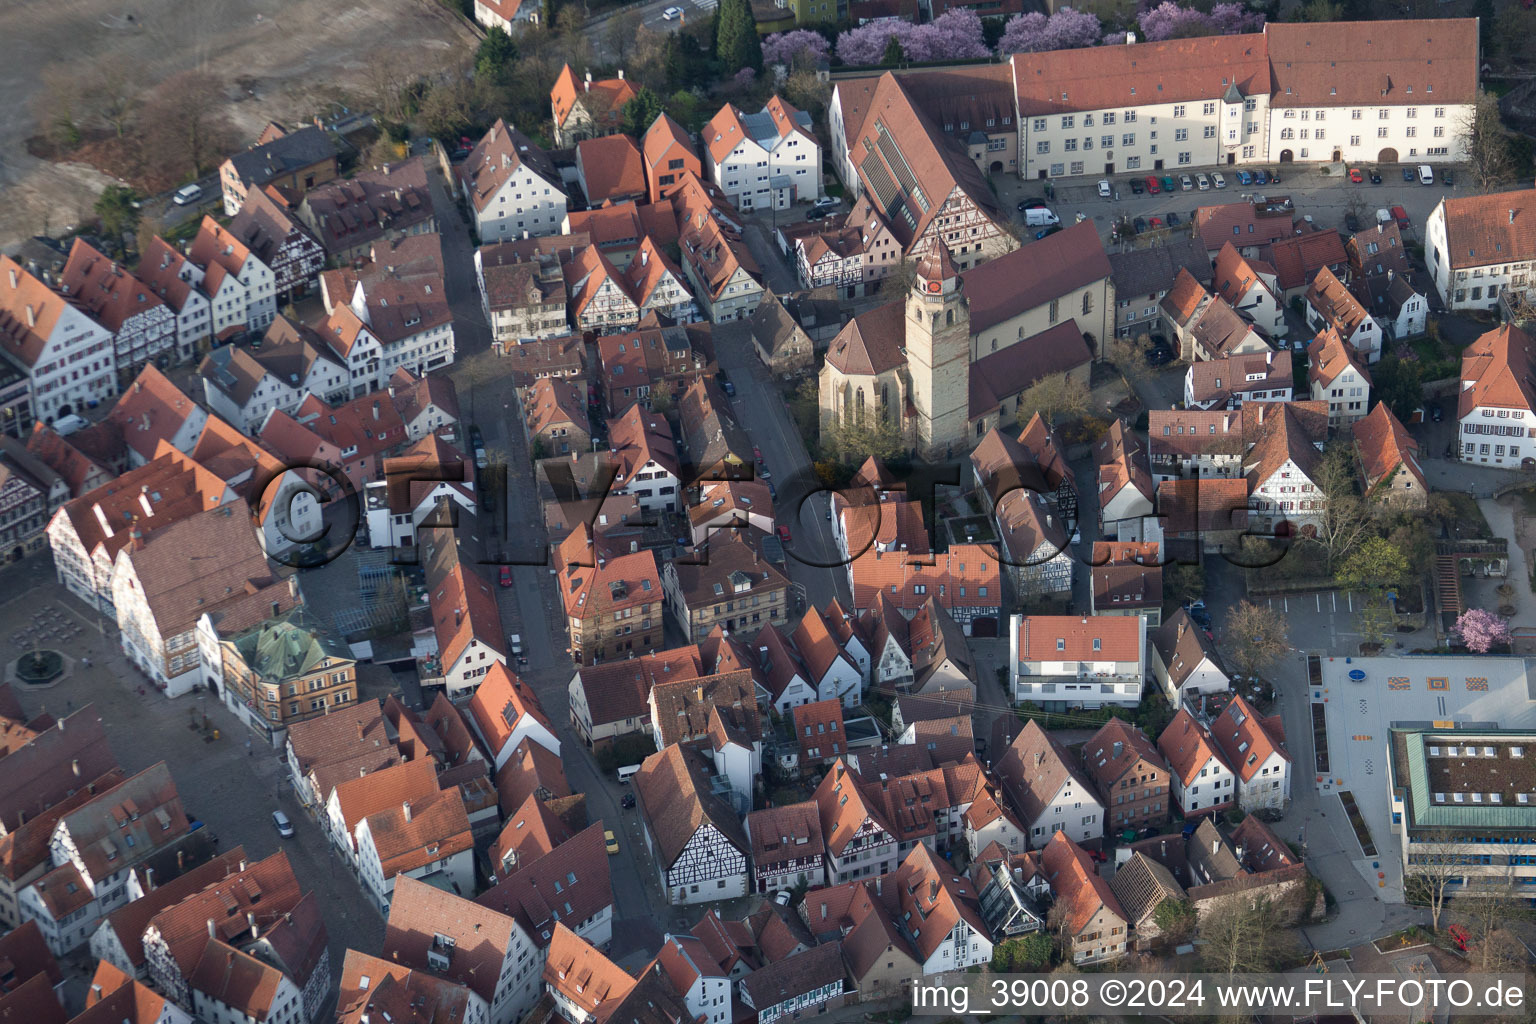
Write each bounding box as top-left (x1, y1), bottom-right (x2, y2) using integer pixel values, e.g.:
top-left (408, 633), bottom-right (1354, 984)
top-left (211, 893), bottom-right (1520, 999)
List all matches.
top-left (835, 19), bottom-right (917, 65)
top-left (1454, 608), bottom-right (1511, 653)
top-left (998, 7), bottom-right (1103, 53)
top-left (905, 8), bottom-right (990, 61)
top-left (763, 29), bottom-right (831, 68)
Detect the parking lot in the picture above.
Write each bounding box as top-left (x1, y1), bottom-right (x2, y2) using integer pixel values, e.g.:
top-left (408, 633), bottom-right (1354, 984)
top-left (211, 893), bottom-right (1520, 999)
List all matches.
top-left (994, 160), bottom-right (1465, 250)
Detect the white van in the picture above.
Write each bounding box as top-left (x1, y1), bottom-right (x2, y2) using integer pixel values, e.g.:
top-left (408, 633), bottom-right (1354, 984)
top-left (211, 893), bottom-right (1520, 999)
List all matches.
top-left (616, 764), bottom-right (641, 783)
top-left (1418, 164), bottom-right (1434, 185)
top-left (51, 414), bottom-right (89, 437)
top-left (1023, 208), bottom-right (1059, 227)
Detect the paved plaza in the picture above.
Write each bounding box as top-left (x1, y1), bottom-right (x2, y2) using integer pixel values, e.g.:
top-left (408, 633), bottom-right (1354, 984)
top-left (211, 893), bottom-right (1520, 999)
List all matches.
top-left (1313, 654), bottom-right (1536, 903)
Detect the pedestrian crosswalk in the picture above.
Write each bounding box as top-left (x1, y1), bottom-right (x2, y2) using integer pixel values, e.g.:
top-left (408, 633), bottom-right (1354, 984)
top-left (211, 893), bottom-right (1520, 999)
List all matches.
top-left (692, 0), bottom-right (717, 10)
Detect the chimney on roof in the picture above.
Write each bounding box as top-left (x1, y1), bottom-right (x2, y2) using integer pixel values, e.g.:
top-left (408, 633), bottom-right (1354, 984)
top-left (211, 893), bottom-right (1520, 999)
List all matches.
top-left (72, 757), bottom-right (80, 777)
top-left (617, 69), bottom-right (624, 79)
top-left (144, 867), bottom-right (154, 891)
top-left (247, 911), bottom-right (258, 939)
top-left (373, 400), bottom-right (380, 420)
top-left (403, 800), bottom-right (413, 823)
top-left (6, 268), bottom-right (15, 289)
top-left (207, 918), bottom-right (216, 939)
top-left (239, 858), bottom-right (247, 872)
top-left (25, 305), bottom-right (35, 328)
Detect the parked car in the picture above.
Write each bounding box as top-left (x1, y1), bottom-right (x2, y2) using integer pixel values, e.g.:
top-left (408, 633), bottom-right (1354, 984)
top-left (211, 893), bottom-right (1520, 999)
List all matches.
top-left (172, 183), bottom-right (204, 206)
top-left (1160, 175), bottom-right (1177, 193)
top-left (812, 196), bottom-right (840, 210)
top-left (1018, 198), bottom-right (1049, 212)
top-left (1129, 177), bottom-right (1145, 194)
top-left (1179, 174), bottom-right (1194, 191)
top-left (1252, 169), bottom-right (1269, 185)
top-left (1132, 216), bottom-right (1148, 234)
top-left (1403, 167), bottom-right (1416, 182)
top-left (1166, 211), bottom-right (1181, 227)
top-left (662, 5), bottom-right (684, 16)
top-left (1148, 216), bottom-right (1165, 230)
top-left (1391, 205), bottom-right (1410, 230)
top-left (621, 792), bottom-right (636, 809)
top-left (777, 524), bottom-right (792, 542)
top-left (605, 830), bottom-right (619, 855)
top-left (774, 891), bottom-right (793, 907)
top-left (1023, 208), bottom-right (1060, 227)
top-left (272, 811), bottom-right (294, 838)
top-left (499, 566), bottom-right (512, 587)
top-left (805, 208), bottom-right (828, 221)
top-left (1034, 225), bottom-right (1062, 239)
top-left (1212, 173), bottom-right (1227, 189)
top-left (1235, 170), bottom-right (1253, 186)
top-left (1344, 211), bottom-right (1360, 232)
top-left (1145, 176), bottom-right (1161, 194)
top-left (1418, 164), bottom-right (1434, 185)
top-left (1196, 173), bottom-right (1211, 191)
top-left (1430, 404), bottom-right (1444, 422)
top-left (1442, 170), bottom-right (1455, 187)
top-left (1097, 179), bottom-right (1112, 198)
top-left (752, 446), bottom-right (763, 463)
top-left (1349, 167), bottom-right (1364, 183)
top-left (1369, 170), bottom-right (1382, 184)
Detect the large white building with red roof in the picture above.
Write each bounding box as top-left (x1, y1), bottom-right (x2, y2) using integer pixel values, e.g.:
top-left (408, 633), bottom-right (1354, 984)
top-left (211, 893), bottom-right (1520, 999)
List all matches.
top-left (1426, 185), bottom-right (1536, 312)
top-left (459, 120), bottom-right (565, 244)
top-left (60, 239), bottom-right (177, 385)
top-left (0, 256), bottom-right (116, 424)
top-left (187, 217), bottom-right (277, 340)
top-left (1456, 323), bottom-right (1536, 468)
top-left (703, 97), bottom-right (821, 212)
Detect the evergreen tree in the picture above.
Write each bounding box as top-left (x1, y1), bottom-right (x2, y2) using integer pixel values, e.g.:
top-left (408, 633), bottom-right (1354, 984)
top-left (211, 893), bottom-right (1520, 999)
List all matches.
top-left (621, 87), bottom-right (666, 138)
top-left (715, 0), bottom-right (763, 72)
top-left (881, 34), bottom-right (905, 65)
top-left (474, 26), bottom-right (519, 85)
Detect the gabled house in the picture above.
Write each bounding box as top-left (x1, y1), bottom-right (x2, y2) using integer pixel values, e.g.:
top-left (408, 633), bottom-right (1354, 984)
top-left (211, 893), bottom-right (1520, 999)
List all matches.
top-left (1159, 270), bottom-right (1272, 365)
top-left (622, 238), bottom-right (698, 325)
top-left (738, 942), bottom-right (845, 1024)
top-left (355, 786), bottom-right (475, 913)
top-left (59, 239), bottom-right (178, 383)
top-left (678, 212), bottom-right (764, 324)
top-left (1242, 400), bottom-right (1327, 536)
top-left (1149, 609), bottom-right (1229, 703)
top-left (550, 66), bottom-right (638, 149)
top-left (1306, 267), bottom-right (1382, 365)
top-left (297, 159), bottom-right (436, 262)
top-left (745, 802), bottom-right (826, 895)
top-left (651, 935), bottom-right (730, 1024)
top-left (199, 317), bottom-right (347, 432)
top-left (541, 924), bottom-right (632, 1024)
top-left (382, 874), bottom-right (543, 1024)
top-left (704, 96), bottom-right (821, 211)
top-left (1352, 401), bottom-right (1427, 508)
top-left (1147, 409), bottom-right (1246, 483)
top-left (643, 113), bottom-right (702, 204)
top-left (1157, 710), bottom-right (1235, 817)
top-left (475, 241), bottom-right (571, 347)
top-left (567, 647), bottom-right (703, 749)
top-left (0, 256), bottom-right (118, 423)
top-left (1088, 541), bottom-right (1162, 626)
top-left (419, 532), bottom-right (508, 696)
top-left (1094, 419), bottom-right (1156, 543)
top-left (1425, 185), bottom-right (1536, 313)
top-left (1308, 323), bottom-right (1370, 429)
top-left (566, 244), bottom-right (640, 335)
top-left (1456, 323), bottom-right (1536, 467)
top-left (219, 124), bottom-right (339, 216)
top-left (324, 757), bottom-right (442, 863)
top-left (972, 846), bottom-right (1048, 938)
top-left (1081, 719), bottom-right (1169, 832)
top-left (634, 745), bottom-right (751, 905)
top-left (1184, 349), bottom-right (1293, 410)
top-left (994, 720), bottom-right (1104, 849)
top-left (1263, 228), bottom-right (1348, 302)
top-left (524, 377), bottom-right (590, 456)
top-left (662, 532), bottom-right (790, 643)
top-left (227, 185), bottom-right (328, 303)
top-left (187, 217), bottom-right (278, 339)
top-left (388, 367), bottom-right (459, 443)
top-left (1212, 243), bottom-right (1286, 339)
top-left (467, 663), bottom-right (560, 771)
top-left (753, 624), bottom-right (818, 713)
top-left (1040, 832), bottom-right (1128, 964)
top-left (792, 700), bottom-right (846, 768)
top-left (136, 238), bottom-right (213, 363)
top-left (576, 134), bottom-right (647, 207)
top-left (553, 529), bottom-right (662, 665)
top-left (1107, 237), bottom-right (1213, 339)
top-left (460, 121), bottom-right (566, 243)
top-left (363, 433), bottom-right (477, 551)
top-left (812, 759), bottom-right (898, 884)
top-left (337, 952), bottom-right (488, 1024)
top-left (792, 607), bottom-right (863, 707)
top-left (1206, 694), bottom-right (1291, 813)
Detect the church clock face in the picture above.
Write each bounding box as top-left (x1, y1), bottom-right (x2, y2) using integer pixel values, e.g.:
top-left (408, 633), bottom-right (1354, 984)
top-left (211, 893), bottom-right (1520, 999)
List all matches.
top-left (928, 281), bottom-right (941, 293)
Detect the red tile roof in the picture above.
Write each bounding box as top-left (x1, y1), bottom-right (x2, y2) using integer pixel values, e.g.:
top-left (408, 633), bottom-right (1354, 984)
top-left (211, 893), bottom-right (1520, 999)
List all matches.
top-left (1263, 230), bottom-right (1347, 293)
top-left (1265, 19), bottom-right (1477, 106)
top-left (850, 544), bottom-right (1001, 614)
top-left (1208, 693), bottom-right (1290, 783)
top-left (550, 65), bottom-right (638, 136)
top-left (467, 663), bottom-right (555, 756)
top-left (543, 923), bottom-right (635, 1017)
top-left (1039, 831), bottom-right (1126, 937)
top-left (1011, 34), bottom-right (1267, 117)
top-left (964, 222), bottom-right (1110, 333)
top-left (331, 757), bottom-right (442, 840)
top-left (1157, 709), bottom-right (1230, 786)
top-left (1156, 478), bottom-right (1250, 537)
top-left (578, 134), bottom-right (647, 205)
top-left (1353, 401), bottom-right (1424, 495)
top-left (383, 875), bottom-right (519, 1006)
top-left (1459, 324), bottom-right (1536, 419)
top-left (1016, 615), bottom-right (1141, 663)
top-left (476, 823), bottom-right (613, 948)
top-left (1437, 185), bottom-right (1536, 270)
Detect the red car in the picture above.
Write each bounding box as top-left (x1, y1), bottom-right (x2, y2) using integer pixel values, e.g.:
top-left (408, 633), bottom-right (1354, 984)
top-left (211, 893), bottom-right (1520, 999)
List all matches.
top-left (752, 446), bottom-right (763, 463)
top-left (776, 525), bottom-right (792, 543)
top-left (1144, 176), bottom-right (1161, 194)
top-left (499, 566), bottom-right (512, 587)
top-left (1348, 167), bottom-right (1364, 183)
top-left (1148, 216), bottom-right (1164, 231)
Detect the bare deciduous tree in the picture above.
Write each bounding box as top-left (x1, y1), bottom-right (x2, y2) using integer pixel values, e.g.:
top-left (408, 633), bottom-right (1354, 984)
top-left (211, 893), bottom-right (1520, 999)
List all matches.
top-left (1460, 90), bottom-right (1516, 192)
top-left (1314, 440), bottom-right (1378, 572)
top-left (1198, 897), bottom-right (1300, 975)
top-left (1018, 372), bottom-right (1091, 428)
top-left (1402, 837), bottom-right (1462, 932)
top-left (139, 70), bottom-right (238, 184)
top-left (1224, 600), bottom-right (1290, 678)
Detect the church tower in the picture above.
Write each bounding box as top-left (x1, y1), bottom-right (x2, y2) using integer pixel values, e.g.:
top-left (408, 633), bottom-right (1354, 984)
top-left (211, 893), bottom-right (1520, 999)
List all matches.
top-left (904, 241), bottom-right (970, 460)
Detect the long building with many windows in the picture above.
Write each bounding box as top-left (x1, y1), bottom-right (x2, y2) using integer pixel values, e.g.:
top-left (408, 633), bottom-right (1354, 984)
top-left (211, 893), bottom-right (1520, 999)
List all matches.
top-left (831, 19), bottom-right (1476, 187)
